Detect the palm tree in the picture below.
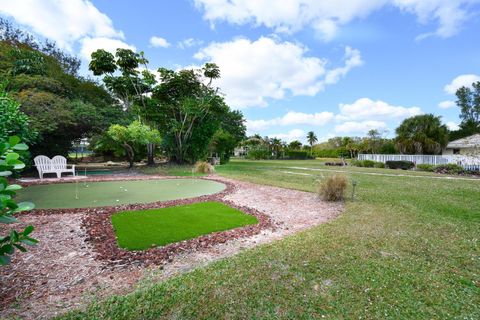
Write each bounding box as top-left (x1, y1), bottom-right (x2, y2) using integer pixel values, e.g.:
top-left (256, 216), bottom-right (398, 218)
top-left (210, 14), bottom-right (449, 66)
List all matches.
top-left (271, 138), bottom-right (283, 158)
top-left (307, 131), bottom-right (318, 155)
top-left (288, 140), bottom-right (302, 150)
top-left (395, 114), bottom-right (448, 154)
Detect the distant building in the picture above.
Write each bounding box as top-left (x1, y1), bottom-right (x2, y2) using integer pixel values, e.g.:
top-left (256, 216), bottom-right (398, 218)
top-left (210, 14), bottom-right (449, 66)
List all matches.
top-left (442, 133), bottom-right (480, 155)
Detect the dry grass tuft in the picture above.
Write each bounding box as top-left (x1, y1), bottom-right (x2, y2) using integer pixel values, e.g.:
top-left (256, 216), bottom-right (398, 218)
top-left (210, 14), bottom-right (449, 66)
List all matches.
top-left (194, 161), bottom-right (215, 174)
top-left (318, 174), bottom-right (348, 201)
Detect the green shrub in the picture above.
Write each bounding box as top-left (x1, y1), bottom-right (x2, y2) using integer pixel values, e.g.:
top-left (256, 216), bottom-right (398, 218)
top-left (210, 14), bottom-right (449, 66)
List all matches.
top-left (287, 150), bottom-right (311, 160)
top-left (416, 164), bottom-right (435, 172)
top-left (434, 163), bottom-right (464, 175)
top-left (1, 136), bottom-right (37, 265)
top-left (385, 160), bottom-right (415, 170)
top-left (246, 147), bottom-right (271, 160)
top-left (351, 160), bottom-right (382, 168)
top-left (314, 148), bottom-right (349, 158)
top-left (318, 174), bottom-right (348, 201)
top-left (325, 162), bottom-right (345, 166)
top-left (194, 161), bottom-right (214, 174)
top-left (373, 162), bottom-right (385, 168)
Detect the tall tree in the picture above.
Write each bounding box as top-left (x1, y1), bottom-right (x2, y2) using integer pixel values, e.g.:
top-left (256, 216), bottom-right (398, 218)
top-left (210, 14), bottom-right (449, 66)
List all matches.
top-left (366, 129), bottom-right (382, 154)
top-left (451, 82), bottom-right (480, 140)
top-left (147, 65), bottom-right (230, 163)
top-left (0, 20), bottom-right (126, 157)
top-left (395, 114), bottom-right (448, 155)
top-left (209, 110), bottom-right (246, 163)
top-left (288, 140), bottom-right (302, 150)
top-left (306, 131), bottom-right (318, 154)
top-left (89, 48), bottom-right (157, 164)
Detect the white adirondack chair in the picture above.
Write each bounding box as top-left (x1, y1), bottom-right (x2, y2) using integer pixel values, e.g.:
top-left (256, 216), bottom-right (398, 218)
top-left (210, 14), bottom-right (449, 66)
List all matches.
top-left (34, 155), bottom-right (76, 179)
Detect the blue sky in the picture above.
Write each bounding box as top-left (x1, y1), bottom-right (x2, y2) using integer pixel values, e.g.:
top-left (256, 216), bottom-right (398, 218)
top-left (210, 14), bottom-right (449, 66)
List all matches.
top-left (1, 0), bottom-right (480, 142)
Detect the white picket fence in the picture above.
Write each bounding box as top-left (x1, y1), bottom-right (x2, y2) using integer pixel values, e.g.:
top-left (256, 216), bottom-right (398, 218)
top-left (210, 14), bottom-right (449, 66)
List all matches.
top-left (357, 154), bottom-right (480, 171)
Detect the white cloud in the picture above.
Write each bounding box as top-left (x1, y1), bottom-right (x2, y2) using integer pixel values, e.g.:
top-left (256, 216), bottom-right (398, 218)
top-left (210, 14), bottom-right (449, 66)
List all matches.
top-left (247, 111), bottom-right (334, 131)
top-left (337, 98), bottom-right (422, 121)
top-left (0, 0), bottom-right (124, 50)
top-left (335, 120), bottom-right (387, 134)
top-left (444, 74), bottom-right (480, 94)
top-left (446, 121), bottom-right (460, 131)
top-left (324, 47), bottom-right (363, 85)
top-left (438, 100), bottom-right (456, 109)
top-left (178, 38), bottom-right (204, 49)
top-left (149, 36), bottom-right (170, 48)
top-left (395, 0), bottom-right (476, 39)
top-left (270, 129), bottom-right (306, 143)
top-left (80, 37), bottom-right (136, 60)
top-left (194, 37), bottom-right (362, 108)
top-left (194, 0), bottom-right (478, 40)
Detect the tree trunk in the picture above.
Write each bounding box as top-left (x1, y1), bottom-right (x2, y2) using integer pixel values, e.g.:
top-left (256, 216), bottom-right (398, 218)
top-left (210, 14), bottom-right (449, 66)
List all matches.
top-left (147, 143), bottom-right (155, 165)
top-left (124, 143), bottom-right (134, 169)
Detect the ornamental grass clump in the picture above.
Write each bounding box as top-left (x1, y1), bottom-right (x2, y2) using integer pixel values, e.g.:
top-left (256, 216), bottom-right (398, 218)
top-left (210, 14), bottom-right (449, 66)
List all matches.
top-left (195, 161), bottom-right (215, 174)
top-left (318, 174), bottom-right (348, 201)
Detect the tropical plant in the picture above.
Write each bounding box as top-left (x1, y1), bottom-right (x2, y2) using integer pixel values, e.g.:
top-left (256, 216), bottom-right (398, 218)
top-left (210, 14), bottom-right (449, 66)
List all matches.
top-left (0, 136), bottom-right (37, 265)
top-left (307, 131), bottom-right (317, 155)
top-left (107, 121), bottom-right (161, 168)
top-left (395, 114), bottom-right (448, 154)
top-left (147, 65), bottom-right (231, 163)
top-left (288, 140), bottom-right (302, 150)
top-left (0, 82), bottom-right (37, 145)
top-left (209, 110), bottom-right (246, 164)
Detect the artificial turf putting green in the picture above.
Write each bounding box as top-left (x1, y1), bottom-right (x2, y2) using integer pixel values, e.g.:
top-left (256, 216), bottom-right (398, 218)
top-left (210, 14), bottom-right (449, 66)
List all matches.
top-left (111, 201), bottom-right (258, 250)
top-left (15, 179), bottom-right (225, 209)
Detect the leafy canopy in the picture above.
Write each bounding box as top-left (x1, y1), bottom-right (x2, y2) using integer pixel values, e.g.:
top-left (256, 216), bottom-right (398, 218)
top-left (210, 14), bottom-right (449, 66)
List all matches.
top-left (395, 114), bottom-right (448, 155)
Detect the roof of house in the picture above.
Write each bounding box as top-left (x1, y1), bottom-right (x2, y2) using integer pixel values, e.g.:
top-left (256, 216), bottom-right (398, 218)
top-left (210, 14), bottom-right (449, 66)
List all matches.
top-left (446, 133), bottom-right (480, 148)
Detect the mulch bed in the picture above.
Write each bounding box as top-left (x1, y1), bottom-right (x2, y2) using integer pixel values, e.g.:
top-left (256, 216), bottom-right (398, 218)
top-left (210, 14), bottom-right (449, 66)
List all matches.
top-left (15, 176), bottom-right (275, 267)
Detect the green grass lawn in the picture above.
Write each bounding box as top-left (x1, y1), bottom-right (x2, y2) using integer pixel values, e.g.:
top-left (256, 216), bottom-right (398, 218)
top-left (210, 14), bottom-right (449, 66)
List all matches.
top-left (16, 179), bottom-right (225, 209)
top-left (112, 201), bottom-right (258, 250)
top-left (58, 159), bottom-right (480, 319)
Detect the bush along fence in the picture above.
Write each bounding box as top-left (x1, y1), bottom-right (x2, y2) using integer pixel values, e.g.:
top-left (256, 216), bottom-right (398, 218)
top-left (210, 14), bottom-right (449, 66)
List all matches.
top-left (357, 154), bottom-right (480, 171)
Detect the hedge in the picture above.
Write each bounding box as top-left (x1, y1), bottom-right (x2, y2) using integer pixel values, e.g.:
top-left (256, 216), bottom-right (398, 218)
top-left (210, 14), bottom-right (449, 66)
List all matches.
top-left (287, 150), bottom-right (312, 160)
top-left (313, 148), bottom-right (349, 158)
top-left (385, 160), bottom-right (415, 170)
top-left (351, 159), bottom-right (384, 168)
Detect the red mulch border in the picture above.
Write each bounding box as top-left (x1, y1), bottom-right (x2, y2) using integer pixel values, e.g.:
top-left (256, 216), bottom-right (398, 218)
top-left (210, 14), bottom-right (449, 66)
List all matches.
top-left (15, 175), bottom-right (275, 267)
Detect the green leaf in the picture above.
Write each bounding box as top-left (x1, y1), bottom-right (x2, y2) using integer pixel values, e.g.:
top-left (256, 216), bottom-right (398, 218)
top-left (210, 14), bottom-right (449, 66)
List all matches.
top-left (5, 199), bottom-right (18, 210)
top-left (0, 255), bottom-right (11, 265)
top-left (20, 239), bottom-right (38, 246)
top-left (5, 152), bottom-right (19, 162)
top-left (12, 143), bottom-right (28, 151)
top-left (7, 159), bottom-right (25, 170)
top-left (0, 244), bottom-right (14, 254)
top-left (13, 243), bottom-right (27, 252)
top-left (0, 170), bottom-right (12, 177)
top-left (5, 184), bottom-right (22, 191)
top-left (14, 202), bottom-right (35, 212)
top-left (23, 225), bottom-right (34, 236)
top-left (8, 136), bottom-right (20, 146)
top-left (9, 230), bottom-right (19, 242)
top-left (0, 215), bottom-right (17, 223)
top-left (0, 190), bottom-right (15, 196)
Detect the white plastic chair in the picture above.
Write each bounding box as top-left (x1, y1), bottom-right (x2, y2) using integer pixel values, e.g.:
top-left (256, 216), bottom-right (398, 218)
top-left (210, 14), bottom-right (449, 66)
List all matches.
top-left (33, 155), bottom-right (75, 179)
